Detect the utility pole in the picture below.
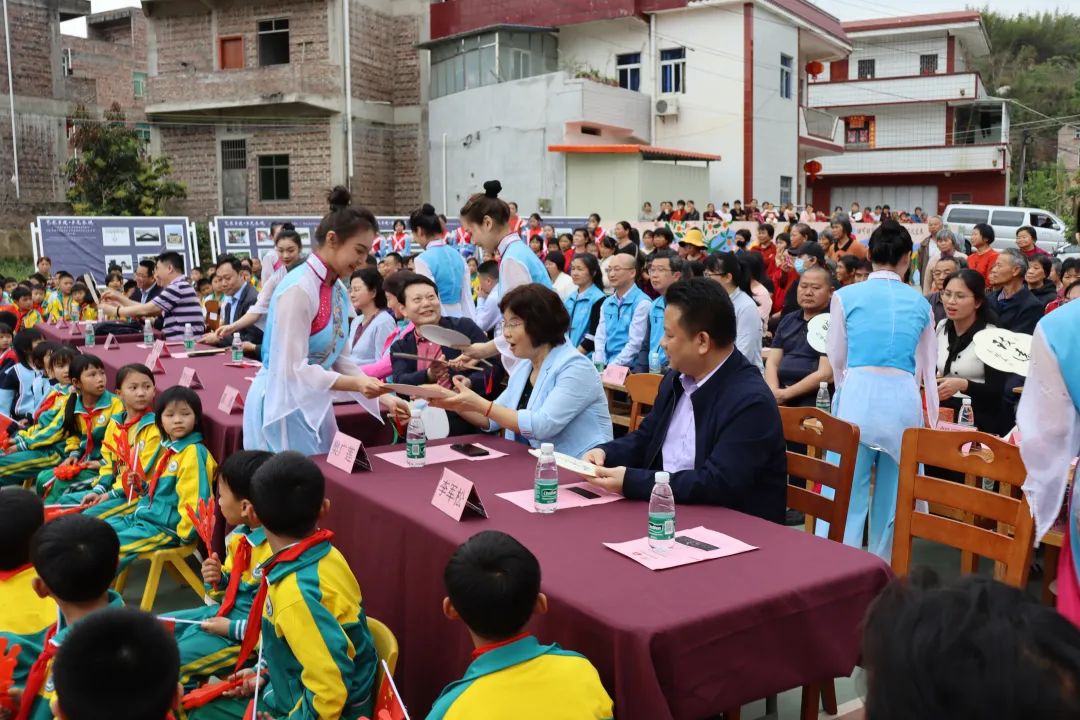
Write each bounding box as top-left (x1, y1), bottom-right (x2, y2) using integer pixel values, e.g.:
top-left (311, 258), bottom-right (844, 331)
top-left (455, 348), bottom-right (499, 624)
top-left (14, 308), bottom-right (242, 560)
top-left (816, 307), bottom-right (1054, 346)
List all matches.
top-left (1017, 129), bottom-right (1030, 205)
top-left (2, 0), bottom-right (19, 199)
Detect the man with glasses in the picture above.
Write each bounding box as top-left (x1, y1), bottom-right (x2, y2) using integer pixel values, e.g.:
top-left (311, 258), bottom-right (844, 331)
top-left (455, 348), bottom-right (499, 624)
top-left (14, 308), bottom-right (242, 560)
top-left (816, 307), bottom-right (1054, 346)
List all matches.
top-left (593, 254), bottom-right (650, 371)
top-left (634, 250), bottom-right (684, 373)
top-left (925, 255), bottom-right (962, 324)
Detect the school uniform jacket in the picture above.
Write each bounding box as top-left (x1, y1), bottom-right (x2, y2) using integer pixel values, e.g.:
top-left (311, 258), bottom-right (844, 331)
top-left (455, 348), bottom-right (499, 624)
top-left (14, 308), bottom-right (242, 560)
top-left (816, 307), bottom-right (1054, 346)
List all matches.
top-left (89, 411), bottom-right (163, 499)
top-left (0, 565), bottom-right (57, 688)
top-left (127, 433), bottom-right (217, 540)
top-left (259, 540), bottom-right (378, 720)
top-left (209, 525), bottom-right (272, 639)
top-left (58, 393), bottom-right (124, 463)
top-left (11, 389), bottom-right (73, 453)
top-left (426, 635), bottom-right (614, 720)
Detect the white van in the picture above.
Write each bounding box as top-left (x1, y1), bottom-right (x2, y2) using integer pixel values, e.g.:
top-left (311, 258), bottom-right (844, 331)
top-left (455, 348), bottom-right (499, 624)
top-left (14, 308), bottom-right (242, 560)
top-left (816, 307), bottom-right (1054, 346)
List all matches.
top-left (942, 204), bottom-right (1066, 254)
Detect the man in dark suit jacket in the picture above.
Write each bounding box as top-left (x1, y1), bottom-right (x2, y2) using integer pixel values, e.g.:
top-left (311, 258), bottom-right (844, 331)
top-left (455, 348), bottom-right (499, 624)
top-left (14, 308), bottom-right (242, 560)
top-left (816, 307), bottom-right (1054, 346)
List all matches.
top-left (389, 273), bottom-right (490, 435)
top-left (199, 255), bottom-right (263, 351)
top-left (584, 278), bottom-right (787, 523)
top-left (985, 248), bottom-right (1044, 336)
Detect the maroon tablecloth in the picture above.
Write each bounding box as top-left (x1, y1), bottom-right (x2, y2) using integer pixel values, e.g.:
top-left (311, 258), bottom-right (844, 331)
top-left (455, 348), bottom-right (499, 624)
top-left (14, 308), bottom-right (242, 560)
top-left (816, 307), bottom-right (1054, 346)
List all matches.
top-left (318, 436), bottom-right (892, 720)
top-left (95, 343), bottom-right (392, 461)
top-left (37, 320), bottom-right (150, 348)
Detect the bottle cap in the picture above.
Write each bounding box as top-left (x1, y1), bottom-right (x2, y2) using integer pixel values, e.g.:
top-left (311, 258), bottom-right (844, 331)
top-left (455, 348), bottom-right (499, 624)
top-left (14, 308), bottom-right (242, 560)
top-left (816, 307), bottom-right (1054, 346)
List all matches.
top-left (540, 442), bottom-right (554, 454)
top-left (410, 406), bottom-right (422, 417)
top-left (655, 471), bottom-right (670, 484)
top-left (819, 381), bottom-right (827, 388)
top-left (962, 397), bottom-right (971, 405)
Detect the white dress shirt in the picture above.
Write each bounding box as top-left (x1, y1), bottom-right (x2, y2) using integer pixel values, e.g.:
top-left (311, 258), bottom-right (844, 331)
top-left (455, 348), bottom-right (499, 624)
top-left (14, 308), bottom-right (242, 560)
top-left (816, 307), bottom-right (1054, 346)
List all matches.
top-left (661, 354), bottom-right (730, 473)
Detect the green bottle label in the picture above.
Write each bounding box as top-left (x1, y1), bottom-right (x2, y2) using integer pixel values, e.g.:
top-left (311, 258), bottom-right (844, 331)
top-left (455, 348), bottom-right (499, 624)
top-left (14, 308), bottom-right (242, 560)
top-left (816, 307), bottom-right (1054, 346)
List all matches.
top-left (648, 513), bottom-right (675, 541)
top-left (534, 480), bottom-right (557, 504)
top-left (406, 438), bottom-right (426, 459)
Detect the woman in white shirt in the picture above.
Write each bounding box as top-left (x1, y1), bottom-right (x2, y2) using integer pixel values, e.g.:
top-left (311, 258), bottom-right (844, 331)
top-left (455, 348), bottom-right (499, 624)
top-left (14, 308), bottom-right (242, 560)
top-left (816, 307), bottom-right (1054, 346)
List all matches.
top-left (598, 236), bottom-right (618, 294)
top-left (347, 266), bottom-right (397, 365)
top-left (704, 252), bottom-right (764, 371)
top-left (544, 250), bottom-right (575, 301)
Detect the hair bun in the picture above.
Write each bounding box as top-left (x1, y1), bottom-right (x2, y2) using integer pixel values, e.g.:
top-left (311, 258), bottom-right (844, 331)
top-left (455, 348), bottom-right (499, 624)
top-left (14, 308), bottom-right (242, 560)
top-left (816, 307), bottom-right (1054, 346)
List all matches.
top-left (483, 180), bottom-right (502, 199)
top-left (420, 202), bottom-right (436, 216)
top-left (327, 186), bottom-right (352, 212)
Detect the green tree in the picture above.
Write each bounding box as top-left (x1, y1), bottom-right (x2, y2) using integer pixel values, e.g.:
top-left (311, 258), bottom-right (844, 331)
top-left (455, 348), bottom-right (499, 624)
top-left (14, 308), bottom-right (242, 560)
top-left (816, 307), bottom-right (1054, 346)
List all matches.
top-left (64, 103), bottom-right (186, 216)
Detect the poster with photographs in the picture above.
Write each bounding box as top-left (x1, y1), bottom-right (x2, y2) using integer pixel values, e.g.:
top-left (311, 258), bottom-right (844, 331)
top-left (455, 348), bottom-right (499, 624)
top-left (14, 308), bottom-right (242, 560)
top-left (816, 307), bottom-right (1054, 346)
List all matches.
top-left (255, 227), bottom-right (273, 247)
top-left (35, 216), bottom-right (195, 282)
top-left (296, 228), bottom-right (311, 247)
top-left (211, 216), bottom-right (322, 262)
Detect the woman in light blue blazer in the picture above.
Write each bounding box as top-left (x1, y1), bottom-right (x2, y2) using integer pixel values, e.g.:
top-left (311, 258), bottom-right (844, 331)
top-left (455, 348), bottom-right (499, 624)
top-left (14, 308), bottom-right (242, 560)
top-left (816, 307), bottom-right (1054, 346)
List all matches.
top-left (432, 283), bottom-right (612, 458)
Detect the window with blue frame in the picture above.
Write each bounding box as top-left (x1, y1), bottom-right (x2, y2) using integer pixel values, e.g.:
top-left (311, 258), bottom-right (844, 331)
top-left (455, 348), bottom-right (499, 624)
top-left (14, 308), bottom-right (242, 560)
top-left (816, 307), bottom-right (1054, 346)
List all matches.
top-left (660, 48), bottom-right (685, 94)
top-left (617, 52), bottom-right (641, 92)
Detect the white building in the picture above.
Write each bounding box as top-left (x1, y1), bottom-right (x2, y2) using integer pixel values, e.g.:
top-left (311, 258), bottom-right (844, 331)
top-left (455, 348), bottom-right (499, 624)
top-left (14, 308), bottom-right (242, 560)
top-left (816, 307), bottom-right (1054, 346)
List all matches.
top-left (806, 11), bottom-right (1010, 215)
top-left (423, 0), bottom-right (850, 218)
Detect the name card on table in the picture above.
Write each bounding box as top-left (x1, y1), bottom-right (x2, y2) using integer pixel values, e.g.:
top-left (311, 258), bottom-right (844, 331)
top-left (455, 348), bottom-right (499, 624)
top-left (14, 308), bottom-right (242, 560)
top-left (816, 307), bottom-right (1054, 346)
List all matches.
top-left (103, 333), bottom-right (119, 350)
top-left (218, 385), bottom-right (244, 414)
top-left (153, 339), bottom-right (172, 358)
top-left (601, 364), bottom-right (630, 386)
top-left (326, 431), bottom-right (372, 474)
top-left (145, 344), bottom-right (166, 374)
top-left (69, 322), bottom-right (82, 337)
top-left (56, 318), bottom-right (68, 330)
top-left (178, 367), bottom-right (203, 389)
top-left (431, 468), bottom-right (487, 521)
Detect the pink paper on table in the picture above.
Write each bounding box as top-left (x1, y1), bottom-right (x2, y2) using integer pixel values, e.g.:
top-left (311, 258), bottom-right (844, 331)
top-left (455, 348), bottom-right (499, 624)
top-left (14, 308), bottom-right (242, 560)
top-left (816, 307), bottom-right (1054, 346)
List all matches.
top-left (376, 443), bottom-right (506, 468)
top-left (603, 526), bottom-right (757, 571)
top-left (430, 468), bottom-right (475, 521)
top-left (601, 364), bottom-right (629, 386)
top-left (496, 482), bottom-right (623, 513)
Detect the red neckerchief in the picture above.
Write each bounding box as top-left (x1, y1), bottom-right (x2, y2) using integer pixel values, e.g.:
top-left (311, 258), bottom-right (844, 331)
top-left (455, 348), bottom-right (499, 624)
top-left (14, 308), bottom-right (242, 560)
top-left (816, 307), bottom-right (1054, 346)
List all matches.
top-left (15, 624), bottom-right (57, 720)
top-left (145, 448), bottom-right (178, 503)
top-left (234, 529), bottom-right (334, 670)
top-left (0, 349), bottom-right (14, 366)
top-left (0, 564), bottom-right (30, 583)
top-left (216, 537), bottom-right (253, 618)
top-left (77, 403), bottom-right (110, 463)
top-left (470, 631), bottom-right (530, 660)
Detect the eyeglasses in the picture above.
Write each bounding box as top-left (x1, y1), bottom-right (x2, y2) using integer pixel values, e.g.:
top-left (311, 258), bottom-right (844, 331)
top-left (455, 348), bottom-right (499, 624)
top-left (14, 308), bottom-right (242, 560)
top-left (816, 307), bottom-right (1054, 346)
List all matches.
top-left (940, 291), bottom-right (973, 301)
top-left (503, 320), bottom-right (524, 330)
top-left (703, 271), bottom-right (721, 279)
top-left (648, 266), bottom-right (672, 274)
top-left (607, 265), bottom-right (633, 274)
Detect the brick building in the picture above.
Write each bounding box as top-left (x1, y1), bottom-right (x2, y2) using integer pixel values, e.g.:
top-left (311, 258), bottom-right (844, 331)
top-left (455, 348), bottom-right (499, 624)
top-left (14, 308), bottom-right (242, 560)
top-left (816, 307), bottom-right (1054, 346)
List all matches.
top-left (142, 0), bottom-right (427, 220)
top-left (0, 1), bottom-right (148, 254)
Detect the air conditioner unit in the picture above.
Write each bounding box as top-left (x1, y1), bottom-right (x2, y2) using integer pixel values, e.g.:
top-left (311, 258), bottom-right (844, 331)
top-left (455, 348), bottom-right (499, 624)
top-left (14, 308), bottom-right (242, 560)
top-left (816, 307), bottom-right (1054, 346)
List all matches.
top-left (655, 97), bottom-right (679, 117)
top-left (61, 48), bottom-right (73, 76)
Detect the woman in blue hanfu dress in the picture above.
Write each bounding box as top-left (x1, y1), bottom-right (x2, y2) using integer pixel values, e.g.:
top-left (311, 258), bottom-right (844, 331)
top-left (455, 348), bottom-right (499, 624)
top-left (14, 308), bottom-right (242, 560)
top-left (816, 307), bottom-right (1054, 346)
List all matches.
top-left (817, 220), bottom-right (938, 560)
top-left (244, 187), bottom-right (408, 454)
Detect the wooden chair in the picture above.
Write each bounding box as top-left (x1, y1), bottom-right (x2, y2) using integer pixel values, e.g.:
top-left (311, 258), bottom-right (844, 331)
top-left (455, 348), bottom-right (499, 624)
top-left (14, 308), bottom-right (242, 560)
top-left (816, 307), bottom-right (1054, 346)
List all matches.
top-left (114, 544), bottom-right (206, 611)
top-left (778, 406), bottom-right (860, 718)
top-left (624, 373), bottom-right (663, 431)
top-left (203, 299), bottom-right (220, 332)
top-left (780, 406), bottom-right (860, 543)
top-left (894, 427), bottom-right (1035, 588)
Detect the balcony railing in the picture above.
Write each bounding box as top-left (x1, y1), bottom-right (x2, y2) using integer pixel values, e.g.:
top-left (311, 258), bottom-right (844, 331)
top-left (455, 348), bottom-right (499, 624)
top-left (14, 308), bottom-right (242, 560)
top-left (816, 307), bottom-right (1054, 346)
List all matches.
top-left (818, 143), bottom-right (1007, 176)
top-left (808, 72), bottom-right (980, 109)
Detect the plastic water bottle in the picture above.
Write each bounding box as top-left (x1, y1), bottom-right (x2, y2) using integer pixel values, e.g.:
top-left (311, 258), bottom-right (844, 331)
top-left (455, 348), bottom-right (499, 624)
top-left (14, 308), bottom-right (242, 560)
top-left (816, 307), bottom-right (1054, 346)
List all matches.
top-left (231, 332), bottom-right (243, 362)
top-left (533, 442), bottom-right (558, 513)
top-left (648, 472), bottom-right (676, 553)
top-left (405, 406), bottom-right (427, 468)
top-left (649, 351), bottom-right (661, 374)
top-left (83, 321), bottom-right (95, 347)
top-left (958, 397), bottom-right (975, 428)
top-left (143, 318), bottom-right (154, 345)
top-left (96, 307), bottom-right (105, 323)
top-left (816, 382), bottom-right (831, 413)
top-left (183, 323), bottom-right (194, 351)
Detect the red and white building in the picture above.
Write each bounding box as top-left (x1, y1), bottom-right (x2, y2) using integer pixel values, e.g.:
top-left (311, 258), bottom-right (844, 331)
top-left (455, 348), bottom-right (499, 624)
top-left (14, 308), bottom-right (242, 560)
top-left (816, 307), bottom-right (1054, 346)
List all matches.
top-left (806, 11), bottom-right (1009, 215)
top-left (423, 0), bottom-right (850, 218)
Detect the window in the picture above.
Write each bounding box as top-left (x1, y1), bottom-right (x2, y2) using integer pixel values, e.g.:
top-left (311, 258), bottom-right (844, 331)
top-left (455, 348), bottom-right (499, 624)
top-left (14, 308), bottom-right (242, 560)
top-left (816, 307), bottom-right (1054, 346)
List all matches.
top-left (919, 54), bottom-right (938, 75)
top-left (508, 48), bottom-right (530, 80)
top-left (944, 207), bottom-right (989, 224)
top-left (660, 48), bottom-right (686, 94)
top-left (1030, 212), bottom-right (1060, 230)
top-left (780, 54), bottom-right (793, 100)
top-left (949, 193), bottom-right (973, 205)
top-left (257, 18), bottom-right (290, 67)
top-left (135, 123), bottom-right (151, 144)
top-left (779, 176), bottom-right (792, 206)
top-left (857, 58), bottom-right (875, 79)
top-left (222, 139), bottom-right (247, 170)
top-left (258, 155), bottom-right (289, 201)
top-left (219, 36), bottom-right (244, 70)
top-left (133, 72), bottom-right (147, 99)
top-left (844, 115), bottom-right (874, 148)
top-left (430, 31), bottom-right (555, 98)
top-left (991, 210), bottom-right (1024, 227)
top-left (617, 52), bottom-right (641, 92)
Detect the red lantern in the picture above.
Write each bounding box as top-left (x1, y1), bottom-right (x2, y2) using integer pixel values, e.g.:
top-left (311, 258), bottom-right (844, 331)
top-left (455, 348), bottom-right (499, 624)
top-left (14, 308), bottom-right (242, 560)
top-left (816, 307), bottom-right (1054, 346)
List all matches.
top-left (805, 61), bottom-right (824, 79)
top-left (804, 159), bottom-right (822, 183)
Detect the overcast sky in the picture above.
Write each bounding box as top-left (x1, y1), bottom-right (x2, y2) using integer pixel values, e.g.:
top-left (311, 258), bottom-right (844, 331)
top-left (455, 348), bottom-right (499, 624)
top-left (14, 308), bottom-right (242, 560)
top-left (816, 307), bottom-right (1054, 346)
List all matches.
top-left (60, 0), bottom-right (1075, 36)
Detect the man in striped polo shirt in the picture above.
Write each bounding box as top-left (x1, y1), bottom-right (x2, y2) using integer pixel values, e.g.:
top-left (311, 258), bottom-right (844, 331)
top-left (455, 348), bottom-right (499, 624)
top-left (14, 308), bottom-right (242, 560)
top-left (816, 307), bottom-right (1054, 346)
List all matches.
top-left (100, 251), bottom-right (204, 339)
